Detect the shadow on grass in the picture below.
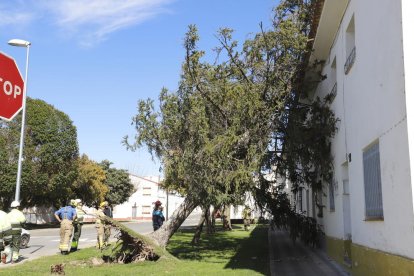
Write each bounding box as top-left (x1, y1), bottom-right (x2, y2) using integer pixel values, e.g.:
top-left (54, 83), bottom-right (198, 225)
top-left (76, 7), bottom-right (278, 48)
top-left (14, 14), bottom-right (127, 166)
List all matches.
top-left (169, 227), bottom-right (246, 261)
top-left (168, 224), bottom-right (270, 275)
top-left (224, 225), bottom-right (270, 275)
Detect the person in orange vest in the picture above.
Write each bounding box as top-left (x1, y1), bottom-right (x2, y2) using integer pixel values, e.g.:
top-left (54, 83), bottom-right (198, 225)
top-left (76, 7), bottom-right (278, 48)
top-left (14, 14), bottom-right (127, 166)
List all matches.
top-left (6, 201), bottom-right (26, 262)
top-left (54, 200), bottom-right (77, 255)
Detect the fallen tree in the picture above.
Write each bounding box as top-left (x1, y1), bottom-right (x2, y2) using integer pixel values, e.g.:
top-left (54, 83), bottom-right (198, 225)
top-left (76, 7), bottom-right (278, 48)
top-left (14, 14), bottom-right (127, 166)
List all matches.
top-left (100, 216), bottom-right (175, 263)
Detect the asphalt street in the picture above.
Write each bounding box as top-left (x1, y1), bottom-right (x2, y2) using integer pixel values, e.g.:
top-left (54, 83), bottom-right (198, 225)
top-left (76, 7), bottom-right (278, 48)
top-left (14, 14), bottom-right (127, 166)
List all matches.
top-left (10, 211), bottom-right (201, 265)
top-left (18, 221), bottom-right (152, 263)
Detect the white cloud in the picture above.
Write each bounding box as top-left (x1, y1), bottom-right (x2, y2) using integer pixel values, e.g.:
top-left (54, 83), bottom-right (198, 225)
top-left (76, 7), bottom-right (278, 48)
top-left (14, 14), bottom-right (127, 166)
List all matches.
top-left (0, 2), bottom-right (34, 27)
top-left (0, 0), bottom-right (174, 47)
top-left (42, 0), bottom-right (175, 47)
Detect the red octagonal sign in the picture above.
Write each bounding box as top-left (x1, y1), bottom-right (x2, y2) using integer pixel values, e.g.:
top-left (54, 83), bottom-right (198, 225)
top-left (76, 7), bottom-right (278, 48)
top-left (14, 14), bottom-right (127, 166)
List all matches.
top-left (0, 52), bottom-right (24, 121)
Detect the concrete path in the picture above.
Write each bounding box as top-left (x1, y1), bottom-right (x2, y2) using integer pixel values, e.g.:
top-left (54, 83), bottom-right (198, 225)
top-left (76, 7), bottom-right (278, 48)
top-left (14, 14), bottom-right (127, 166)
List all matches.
top-left (269, 229), bottom-right (350, 276)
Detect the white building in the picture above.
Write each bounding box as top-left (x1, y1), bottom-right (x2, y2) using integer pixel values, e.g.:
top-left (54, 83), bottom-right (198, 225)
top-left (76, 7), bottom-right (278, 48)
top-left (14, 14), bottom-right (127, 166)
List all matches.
top-left (113, 174), bottom-right (184, 221)
top-left (289, 0), bottom-right (414, 274)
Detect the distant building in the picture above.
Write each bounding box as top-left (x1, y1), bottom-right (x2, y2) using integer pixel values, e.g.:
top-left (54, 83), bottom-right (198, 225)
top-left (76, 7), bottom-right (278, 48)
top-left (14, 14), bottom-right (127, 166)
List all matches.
top-left (112, 174), bottom-right (184, 221)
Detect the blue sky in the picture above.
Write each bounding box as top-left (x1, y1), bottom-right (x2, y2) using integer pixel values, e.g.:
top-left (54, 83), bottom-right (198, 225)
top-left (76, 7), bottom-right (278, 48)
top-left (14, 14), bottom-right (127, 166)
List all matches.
top-left (0, 0), bottom-right (277, 177)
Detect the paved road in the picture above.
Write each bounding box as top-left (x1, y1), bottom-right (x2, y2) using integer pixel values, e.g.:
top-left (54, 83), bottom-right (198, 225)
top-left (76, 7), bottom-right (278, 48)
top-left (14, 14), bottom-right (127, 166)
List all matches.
top-left (269, 229), bottom-right (350, 276)
top-left (14, 211), bottom-right (201, 264)
top-left (17, 221), bottom-right (151, 263)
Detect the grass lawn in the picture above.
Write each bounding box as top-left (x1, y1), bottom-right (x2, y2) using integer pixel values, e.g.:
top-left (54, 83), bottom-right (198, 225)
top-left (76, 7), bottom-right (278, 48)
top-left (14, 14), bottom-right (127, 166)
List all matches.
top-left (0, 224), bottom-right (269, 276)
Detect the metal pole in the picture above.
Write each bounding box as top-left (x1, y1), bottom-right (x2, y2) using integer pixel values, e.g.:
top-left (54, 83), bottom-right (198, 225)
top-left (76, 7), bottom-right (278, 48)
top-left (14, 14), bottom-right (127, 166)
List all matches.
top-left (15, 44), bottom-right (30, 202)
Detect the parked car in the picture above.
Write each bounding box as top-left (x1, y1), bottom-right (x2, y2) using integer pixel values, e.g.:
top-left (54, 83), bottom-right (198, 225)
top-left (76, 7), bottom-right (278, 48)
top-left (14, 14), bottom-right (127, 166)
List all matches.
top-left (20, 228), bottom-right (30, 248)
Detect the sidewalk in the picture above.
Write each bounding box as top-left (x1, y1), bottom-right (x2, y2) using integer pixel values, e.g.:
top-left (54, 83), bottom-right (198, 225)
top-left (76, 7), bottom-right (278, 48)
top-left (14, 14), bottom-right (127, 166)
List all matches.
top-left (268, 228), bottom-right (350, 276)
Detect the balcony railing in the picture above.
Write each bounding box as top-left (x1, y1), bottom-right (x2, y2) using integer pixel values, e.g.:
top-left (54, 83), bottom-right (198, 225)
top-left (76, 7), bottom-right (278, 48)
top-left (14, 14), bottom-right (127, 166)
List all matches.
top-left (330, 82), bottom-right (337, 99)
top-left (344, 46), bottom-right (356, 74)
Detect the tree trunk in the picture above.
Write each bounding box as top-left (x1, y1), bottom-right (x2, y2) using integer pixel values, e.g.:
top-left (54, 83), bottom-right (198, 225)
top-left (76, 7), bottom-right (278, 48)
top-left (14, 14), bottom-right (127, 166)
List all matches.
top-left (222, 205), bottom-right (233, 231)
top-left (204, 206), bottom-right (213, 234)
top-left (211, 206), bottom-right (220, 234)
top-left (148, 195), bottom-right (198, 247)
top-left (191, 208), bottom-right (207, 245)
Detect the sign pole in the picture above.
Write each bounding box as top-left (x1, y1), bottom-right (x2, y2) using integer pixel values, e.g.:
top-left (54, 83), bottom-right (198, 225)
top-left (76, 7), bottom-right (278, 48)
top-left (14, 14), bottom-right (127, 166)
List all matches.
top-left (14, 43), bottom-right (30, 202)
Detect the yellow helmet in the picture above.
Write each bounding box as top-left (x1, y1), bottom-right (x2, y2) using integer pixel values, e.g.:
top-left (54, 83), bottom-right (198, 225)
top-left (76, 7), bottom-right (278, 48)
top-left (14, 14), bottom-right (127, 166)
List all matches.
top-left (70, 199), bottom-right (77, 206)
top-left (100, 201), bottom-right (108, 207)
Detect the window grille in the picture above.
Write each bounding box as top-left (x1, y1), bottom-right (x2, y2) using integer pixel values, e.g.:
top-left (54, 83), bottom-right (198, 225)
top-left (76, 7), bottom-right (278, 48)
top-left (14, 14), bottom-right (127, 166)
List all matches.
top-left (344, 46), bottom-right (356, 74)
top-left (143, 187), bottom-right (151, 196)
top-left (142, 205), bottom-right (151, 215)
top-left (329, 180), bottom-right (335, 211)
top-left (363, 142), bottom-right (384, 219)
top-left (330, 82), bottom-right (337, 99)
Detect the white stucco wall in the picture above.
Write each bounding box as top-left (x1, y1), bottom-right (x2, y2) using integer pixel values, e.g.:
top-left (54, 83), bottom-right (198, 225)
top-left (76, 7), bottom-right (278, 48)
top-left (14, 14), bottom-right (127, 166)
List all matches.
top-left (402, 0), bottom-right (414, 213)
top-left (312, 0), bottom-right (414, 259)
top-left (113, 175), bottom-right (184, 221)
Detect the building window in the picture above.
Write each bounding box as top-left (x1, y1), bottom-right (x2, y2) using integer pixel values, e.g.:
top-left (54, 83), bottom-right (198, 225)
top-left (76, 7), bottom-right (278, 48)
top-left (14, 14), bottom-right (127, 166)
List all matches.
top-left (363, 142), bottom-right (384, 220)
top-left (330, 57), bottom-right (337, 101)
top-left (143, 187), bottom-right (151, 196)
top-left (142, 205), bottom-right (151, 215)
top-left (298, 188), bottom-right (303, 212)
top-left (329, 180), bottom-right (335, 212)
top-left (344, 15), bottom-right (356, 74)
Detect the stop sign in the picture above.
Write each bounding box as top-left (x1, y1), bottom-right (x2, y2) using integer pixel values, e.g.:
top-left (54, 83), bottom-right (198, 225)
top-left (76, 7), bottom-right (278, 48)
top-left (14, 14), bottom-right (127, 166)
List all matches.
top-left (0, 52), bottom-right (24, 121)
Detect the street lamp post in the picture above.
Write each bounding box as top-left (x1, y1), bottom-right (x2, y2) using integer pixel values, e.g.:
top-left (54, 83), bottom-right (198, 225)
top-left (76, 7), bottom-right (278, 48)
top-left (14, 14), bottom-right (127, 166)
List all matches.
top-left (8, 39), bottom-right (31, 202)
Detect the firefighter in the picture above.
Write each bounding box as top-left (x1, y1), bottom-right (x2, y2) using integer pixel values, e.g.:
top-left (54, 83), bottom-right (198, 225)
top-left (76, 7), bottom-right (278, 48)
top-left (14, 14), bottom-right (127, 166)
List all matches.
top-left (54, 200), bottom-right (77, 255)
top-left (242, 205), bottom-right (252, 231)
top-left (0, 210), bottom-right (12, 264)
top-left (102, 201), bottom-right (112, 247)
top-left (71, 199), bottom-right (86, 252)
top-left (7, 201), bottom-right (26, 262)
top-left (95, 202), bottom-right (106, 249)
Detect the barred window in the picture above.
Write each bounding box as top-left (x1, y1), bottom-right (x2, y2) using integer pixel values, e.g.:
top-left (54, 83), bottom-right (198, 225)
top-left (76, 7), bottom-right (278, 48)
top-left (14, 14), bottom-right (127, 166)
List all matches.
top-left (363, 142), bottom-right (384, 219)
top-left (142, 205), bottom-right (151, 215)
top-left (344, 15), bottom-right (356, 74)
top-left (143, 187), bottom-right (151, 196)
top-left (329, 180), bottom-right (335, 211)
top-left (298, 188), bottom-right (303, 212)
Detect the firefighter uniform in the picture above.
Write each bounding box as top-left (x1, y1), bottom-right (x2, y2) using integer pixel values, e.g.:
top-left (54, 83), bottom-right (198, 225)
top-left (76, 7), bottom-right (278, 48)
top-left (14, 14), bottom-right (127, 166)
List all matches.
top-left (54, 201), bottom-right (77, 254)
top-left (0, 210), bottom-right (12, 263)
top-left (242, 206), bottom-right (252, 231)
top-left (102, 201), bottom-right (112, 246)
top-left (6, 201), bottom-right (26, 262)
top-left (95, 203), bottom-right (106, 249)
top-left (71, 199), bottom-right (86, 252)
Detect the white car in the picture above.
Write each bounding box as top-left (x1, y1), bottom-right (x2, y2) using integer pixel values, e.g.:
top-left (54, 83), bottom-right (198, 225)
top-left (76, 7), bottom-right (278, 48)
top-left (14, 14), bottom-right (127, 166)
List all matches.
top-left (20, 228), bottom-right (30, 248)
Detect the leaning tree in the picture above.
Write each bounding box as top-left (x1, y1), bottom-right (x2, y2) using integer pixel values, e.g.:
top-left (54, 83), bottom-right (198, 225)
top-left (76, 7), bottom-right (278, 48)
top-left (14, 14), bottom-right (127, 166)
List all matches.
top-left (123, 0), bottom-right (326, 248)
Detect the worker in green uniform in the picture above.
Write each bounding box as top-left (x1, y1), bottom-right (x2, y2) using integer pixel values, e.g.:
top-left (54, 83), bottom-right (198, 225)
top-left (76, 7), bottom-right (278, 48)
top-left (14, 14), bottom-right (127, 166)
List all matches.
top-left (71, 199), bottom-right (86, 252)
top-left (7, 201), bottom-right (26, 262)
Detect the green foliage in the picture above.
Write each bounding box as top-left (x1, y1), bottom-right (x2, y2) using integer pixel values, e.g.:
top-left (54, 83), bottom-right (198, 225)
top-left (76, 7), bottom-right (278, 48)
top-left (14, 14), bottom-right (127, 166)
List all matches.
top-left (73, 154), bottom-right (108, 206)
top-left (125, 0), bottom-right (337, 245)
top-left (99, 160), bottom-right (135, 206)
top-left (0, 98), bottom-right (79, 208)
top-left (124, 6), bottom-right (311, 208)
